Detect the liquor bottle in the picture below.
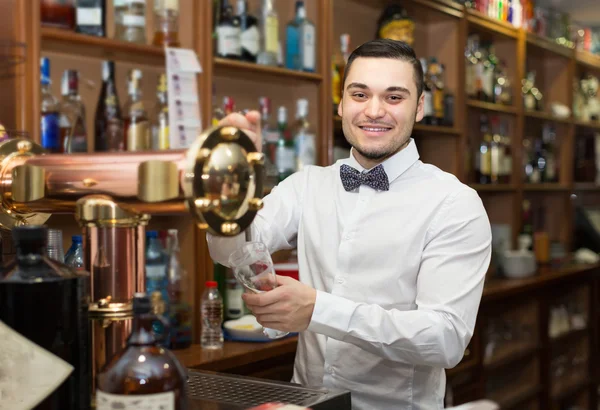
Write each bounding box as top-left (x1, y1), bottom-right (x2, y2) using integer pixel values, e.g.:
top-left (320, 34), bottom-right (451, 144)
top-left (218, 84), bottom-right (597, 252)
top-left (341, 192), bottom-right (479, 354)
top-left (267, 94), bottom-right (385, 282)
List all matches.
top-left (522, 71), bottom-right (543, 111)
top-left (75, 0), bottom-right (105, 37)
top-left (285, 1), bottom-right (316, 72)
top-left (211, 83), bottom-right (224, 126)
top-left (493, 60), bottom-right (512, 105)
top-left (542, 123), bottom-right (558, 182)
top-left (259, 96), bottom-right (280, 191)
top-left (216, 0), bottom-right (241, 59)
top-left (237, 0), bottom-right (259, 63)
top-left (465, 35), bottom-right (481, 100)
top-left (152, 73), bottom-right (170, 150)
top-left (376, 3), bottom-right (415, 46)
top-left (123, 69), bottom-right (150, 151)
top-left (113, 0), bottom-right (126, 39)
top-left (489, 116), bottom-right (503, 184)
top-left (337, 34), bottom-right (351, 86)
top-left (420, 58), bottom-right (434, 125)
top-left (96, 293), bottom-right (188, 410)
top-left (475, 115), bottom-right (492, 184)
top-left (40, 57), bottom-right (61, 153)
top-left (145, 230), bottom-right (169, 310)
top-left (0, 225), bottom-right (91, 410)
top-left (223, 95), bottom-right (236, 116)
top-left (116, 0), bottom-right (146, 44)
top-left (529, 138), bottom-right (545, 183)
top-left (59, 69), bottom-right (88, 153)
top-left (165, 229), bottom-right (192, 349)
top-left (294, 98), bottom-right (316, 170)
top-left (519, 199), bottom-right (534, 250)
top-left (429, 58), bottom-right (445, 126)
top-left (95, 60), bottom-right (123, 152)
top-left (257, 0), bottom-right (279, 66)
top-left (275, 106), bottom-right (295, 182)
top-left (41, 0), bottom-right (76, 29)
top-left (153, 0), bottom-right (180, 47)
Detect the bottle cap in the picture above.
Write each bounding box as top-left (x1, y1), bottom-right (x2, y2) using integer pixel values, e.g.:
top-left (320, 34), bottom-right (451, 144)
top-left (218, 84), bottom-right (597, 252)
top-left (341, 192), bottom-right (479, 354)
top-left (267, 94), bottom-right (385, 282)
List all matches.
top-left (278, 106), bottom-right (287, 123)
top-left (133, 292), bottom-right (152, 314)
top-left (72, 235), bottom-right (83, 243)
top-left (296, 99), bottom-right (308, 118)
top-left (146, 230), bottom-right (158, 238)
top-left (12, 225), bottom-right (48, 248)
top-left (206, 281), bottom-right (218, 288)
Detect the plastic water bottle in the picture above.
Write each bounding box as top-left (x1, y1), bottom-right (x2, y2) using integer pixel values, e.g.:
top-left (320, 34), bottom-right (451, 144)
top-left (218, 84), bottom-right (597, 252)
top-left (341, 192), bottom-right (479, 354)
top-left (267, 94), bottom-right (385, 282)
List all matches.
top-left (64, 235), bottom-right (84, 270)
top-left (201, 281), bottom-right (224, 350)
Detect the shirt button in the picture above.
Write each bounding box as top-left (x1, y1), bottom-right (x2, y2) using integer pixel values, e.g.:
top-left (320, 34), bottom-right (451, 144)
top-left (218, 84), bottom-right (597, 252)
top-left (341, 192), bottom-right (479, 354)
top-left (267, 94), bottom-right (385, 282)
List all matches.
top-left (327, 366), bottom-right (334, 374)
top-left (343, 233), bottom-right (351, 240)
top-left (336, 276), bottom-right (345, 285)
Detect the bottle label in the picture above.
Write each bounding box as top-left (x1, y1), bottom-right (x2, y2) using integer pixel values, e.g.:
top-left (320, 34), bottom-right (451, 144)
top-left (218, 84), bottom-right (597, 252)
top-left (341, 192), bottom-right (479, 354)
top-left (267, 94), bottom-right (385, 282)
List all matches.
top-left (0, 321), bottom-right (74, 410)
top-left (158, 125), bottom-right (170, 150)
top-left (423, 90), bottom-right (433, 117)
top-left (263, 129), bottom-right (280, 144)
top-left (302, 25), bottom-right (316, 70)
top-left (226, 282), bottom-right (244, 319)
top-left (265, 16), bottom-right (279, 54)
top-left (481, 150), bottom-right (491, 176)
top-left (275, 146), bottom-right (296, 172)
top-left (146, 264), bottom-right (167, 279)
top-left (41, 112), bottom-right (61, 150)
top-left (127, 121), bottom-right (149, 151)
top-left (76, 8), bottom-right (102, 26)
top-left (122, 14), bottom-right (145, 27)
top-left (241, 25), bottom-right (260, 56)
top-left (296, 133), bottom-right (316, 170)
top-left (96, 390), bottom-right (175, 410)
top-left (433, 89), bottom-right (444, 119)
top-left (378, 20), bottom-right (415, 44)
top-left (217, 26), bottom-right (241, 56)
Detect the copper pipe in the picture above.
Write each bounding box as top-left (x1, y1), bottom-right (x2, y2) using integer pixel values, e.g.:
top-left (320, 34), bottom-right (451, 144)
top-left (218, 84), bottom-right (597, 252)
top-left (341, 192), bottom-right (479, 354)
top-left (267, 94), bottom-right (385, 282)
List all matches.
top-left (0, 150), bottom-right (190, 215)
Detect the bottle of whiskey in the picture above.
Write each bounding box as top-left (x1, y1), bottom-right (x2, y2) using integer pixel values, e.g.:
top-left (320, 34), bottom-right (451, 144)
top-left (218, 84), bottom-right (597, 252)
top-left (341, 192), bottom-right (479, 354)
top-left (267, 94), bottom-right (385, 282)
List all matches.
top-left (376, 3), bottom-right (415, 46)
top-left (216, 0), bottom-right (241, 59)
top-left (41, 0), bottom-right (76, 30)
top-left (95, 61), bottom-right (123, 152)
top-left (237, 0), bottom-right (259, 62)
top-left (0, 225), bottom-right (91, 410)
top-left (116, 0), bottom-right (146, 44)
top-left (152, 73), bottom-right (170, 150)
top-left (96, 293), bottom-right (188, 410)
top-left (123, 69), bottom-right (150, 151)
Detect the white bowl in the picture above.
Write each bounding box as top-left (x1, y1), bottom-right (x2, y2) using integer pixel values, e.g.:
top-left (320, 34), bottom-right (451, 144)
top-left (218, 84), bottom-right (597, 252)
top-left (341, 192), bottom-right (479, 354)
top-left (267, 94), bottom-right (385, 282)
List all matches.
top-left (223, 315), bottom-right (271, 342)
top-left (502, 250), bottom-right (537, 278)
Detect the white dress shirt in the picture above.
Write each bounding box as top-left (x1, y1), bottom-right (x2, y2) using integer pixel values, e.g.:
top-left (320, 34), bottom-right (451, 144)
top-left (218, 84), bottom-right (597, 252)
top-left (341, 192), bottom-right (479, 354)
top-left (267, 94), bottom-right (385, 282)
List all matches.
top-left (207, 138), bottom-right (492, 410)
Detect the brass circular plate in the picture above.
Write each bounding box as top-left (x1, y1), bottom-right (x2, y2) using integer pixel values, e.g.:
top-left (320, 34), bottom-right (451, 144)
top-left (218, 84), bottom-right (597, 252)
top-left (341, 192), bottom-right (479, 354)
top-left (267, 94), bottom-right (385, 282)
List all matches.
top-left (182, 125), bottom-right (264, 236)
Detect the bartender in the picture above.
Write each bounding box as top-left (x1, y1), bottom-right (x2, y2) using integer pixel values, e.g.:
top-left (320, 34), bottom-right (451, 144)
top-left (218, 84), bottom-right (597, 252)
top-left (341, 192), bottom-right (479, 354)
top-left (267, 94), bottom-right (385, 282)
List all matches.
top-left (207, 39), bottom-right (492, 410)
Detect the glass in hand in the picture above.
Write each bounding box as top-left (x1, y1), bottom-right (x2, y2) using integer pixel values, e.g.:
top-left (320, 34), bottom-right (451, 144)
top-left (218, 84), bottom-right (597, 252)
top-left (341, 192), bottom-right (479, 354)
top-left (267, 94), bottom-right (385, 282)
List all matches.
top-left (228, 242), bottom-right (289, 339)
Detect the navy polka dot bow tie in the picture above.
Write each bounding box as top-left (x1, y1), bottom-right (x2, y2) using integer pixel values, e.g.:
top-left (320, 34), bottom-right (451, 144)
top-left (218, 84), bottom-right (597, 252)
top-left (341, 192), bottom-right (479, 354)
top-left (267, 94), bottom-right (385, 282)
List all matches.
top-left (340, 164), bottom-right (390, 192)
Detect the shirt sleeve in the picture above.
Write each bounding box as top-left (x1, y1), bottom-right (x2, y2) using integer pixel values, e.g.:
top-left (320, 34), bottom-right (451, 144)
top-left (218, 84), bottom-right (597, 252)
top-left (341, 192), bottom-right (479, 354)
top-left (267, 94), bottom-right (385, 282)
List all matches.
top-left (307, 188), bottom-right (492, 369)
top-left (206, 171), bottom-right (305, 267)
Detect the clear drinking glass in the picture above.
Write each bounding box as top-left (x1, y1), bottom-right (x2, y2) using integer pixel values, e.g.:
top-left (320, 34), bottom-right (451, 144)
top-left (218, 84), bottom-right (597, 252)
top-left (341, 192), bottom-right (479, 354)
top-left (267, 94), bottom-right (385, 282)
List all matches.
top-left (228, 242), bottom-right (289, 339)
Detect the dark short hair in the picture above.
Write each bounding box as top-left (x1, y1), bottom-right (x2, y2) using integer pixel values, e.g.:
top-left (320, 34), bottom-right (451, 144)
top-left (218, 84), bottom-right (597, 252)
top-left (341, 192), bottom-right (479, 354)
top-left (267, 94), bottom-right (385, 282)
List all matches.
top-left (342, 39), bottom-right (424, 99)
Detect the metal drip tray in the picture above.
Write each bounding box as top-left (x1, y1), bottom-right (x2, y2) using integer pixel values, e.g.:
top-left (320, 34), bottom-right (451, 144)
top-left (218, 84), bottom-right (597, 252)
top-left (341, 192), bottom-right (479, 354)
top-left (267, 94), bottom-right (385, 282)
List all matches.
top-left (187, 370), bottom-right (351, 410)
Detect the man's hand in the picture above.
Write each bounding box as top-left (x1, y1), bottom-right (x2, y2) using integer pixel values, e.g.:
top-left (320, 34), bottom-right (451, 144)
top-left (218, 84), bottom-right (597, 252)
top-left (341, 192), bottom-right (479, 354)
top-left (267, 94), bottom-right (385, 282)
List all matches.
top-left (218, 110), bottom-right (262, 152)
top-left (242, 275), bottom-right (317, 333)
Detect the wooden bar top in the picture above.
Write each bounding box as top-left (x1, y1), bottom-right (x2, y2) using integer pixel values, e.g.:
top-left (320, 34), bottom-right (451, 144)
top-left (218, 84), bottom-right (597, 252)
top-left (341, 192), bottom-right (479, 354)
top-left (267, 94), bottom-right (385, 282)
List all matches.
top-left (174, 336), bottom-right (298, 371)
top-left (175, 264), bottom-right (599, 371)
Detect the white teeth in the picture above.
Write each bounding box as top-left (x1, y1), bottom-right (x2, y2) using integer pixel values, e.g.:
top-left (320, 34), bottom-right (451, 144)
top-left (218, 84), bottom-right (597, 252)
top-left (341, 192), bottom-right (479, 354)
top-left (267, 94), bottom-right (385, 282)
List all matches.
top-left (362, 127), bottom-right (388, 132)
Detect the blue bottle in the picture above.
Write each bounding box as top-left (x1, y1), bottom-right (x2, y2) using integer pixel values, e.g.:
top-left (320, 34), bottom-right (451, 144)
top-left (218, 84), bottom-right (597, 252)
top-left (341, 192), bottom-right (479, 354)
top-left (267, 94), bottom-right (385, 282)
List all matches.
top-left (145, 230), bottom-right (169, 344)
top-left (64, 235), bottom-right (84, 270)
top-left (40, 57), bottom-right (61, 152)
top-left (285, 1), bottom-right (316, 72)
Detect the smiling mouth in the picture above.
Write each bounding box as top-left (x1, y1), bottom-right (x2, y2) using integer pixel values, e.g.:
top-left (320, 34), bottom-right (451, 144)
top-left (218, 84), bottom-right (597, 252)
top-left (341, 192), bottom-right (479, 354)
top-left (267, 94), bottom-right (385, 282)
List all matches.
top-left (358, 125), bottom-right (393, 132)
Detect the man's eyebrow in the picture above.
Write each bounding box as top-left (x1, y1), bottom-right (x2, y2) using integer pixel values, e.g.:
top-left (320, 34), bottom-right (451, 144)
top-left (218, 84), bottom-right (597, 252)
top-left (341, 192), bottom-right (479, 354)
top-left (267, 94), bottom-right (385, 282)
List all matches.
top-left (346, 82), bottom-right (368, 90)
top-left (386, 86), bottom-right (411, 95)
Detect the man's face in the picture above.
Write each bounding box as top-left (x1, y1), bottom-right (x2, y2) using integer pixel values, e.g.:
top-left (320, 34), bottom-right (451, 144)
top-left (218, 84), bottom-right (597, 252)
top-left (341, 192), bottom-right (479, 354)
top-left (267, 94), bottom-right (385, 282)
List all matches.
top-left (338, 57), bottom-right (424, 165)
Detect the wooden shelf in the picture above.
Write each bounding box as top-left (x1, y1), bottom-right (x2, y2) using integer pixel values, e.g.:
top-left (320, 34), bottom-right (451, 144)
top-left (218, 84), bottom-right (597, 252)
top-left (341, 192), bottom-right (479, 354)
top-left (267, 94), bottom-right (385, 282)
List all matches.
top-left (174, 336), bottom-right (298, 372)
top-left (484, 342), bottom-right (538, 371)
top-left (574, 182), bottom-right (600, 191)
top-left (524, 110), bottom-right (572, 124)
top-left (574, 119), bottom-right (600, 131)
top-left (525, 32), bottom-right (574, 59)
top-left (413, 123), bottom-right (461, 135)
top-left (467, 99), bottom-right (518, 114)
top-left (41, 27), bottom-right (165, 65)
top-left (214, 58), bottom-right (322, 83)
top-left (482, 264), bottom-right (600, 302)
top-left (552, 377), bottom-right (589, 401)
top-left (523, 183), bottom-right (569, 191)
top-left (494, 384), bottom-right (542, 410)
top-left (469, 184), bottom-right (516, 192)
top-left (575, 50), bottom-right (600, 71)
top-left (549, 327), bottom-right (588, 347)
top-left (349, 0), bottom-right (463, 17)
top-left (466, 9), bottom-right (519, 39)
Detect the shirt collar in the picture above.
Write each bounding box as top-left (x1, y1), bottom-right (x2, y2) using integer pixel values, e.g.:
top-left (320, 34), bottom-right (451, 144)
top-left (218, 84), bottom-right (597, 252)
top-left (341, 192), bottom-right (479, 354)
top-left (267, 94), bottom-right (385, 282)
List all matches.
top-left (340, 138), bottom-right (420, 184)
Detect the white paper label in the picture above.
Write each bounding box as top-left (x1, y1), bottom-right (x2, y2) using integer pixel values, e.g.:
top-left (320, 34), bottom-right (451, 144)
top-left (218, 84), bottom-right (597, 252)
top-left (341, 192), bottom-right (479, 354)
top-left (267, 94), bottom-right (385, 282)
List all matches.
top-left (96, 390), bottom-right (175, 410)
top-left (217, 26), bottom-right (241, 57)
top-left (122, 15), bottom-right (145, 27)
top-left (241, 25), bottom-right (260, 56)
top-left (276, 147), bottom-right (296, 172)
top-left (302, 25), bottom-right (316, 71)
top-left (77, 8), bottom-right (102, 26)
top-left (0, 321), bottom-right (74, 410)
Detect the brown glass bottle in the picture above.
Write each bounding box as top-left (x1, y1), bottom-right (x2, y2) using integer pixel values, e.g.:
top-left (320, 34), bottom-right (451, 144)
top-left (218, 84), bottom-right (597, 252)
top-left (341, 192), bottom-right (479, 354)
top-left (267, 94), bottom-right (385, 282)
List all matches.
top-left (41, 0), bottom-right (76, 30)
top-left (95, 61), bottom-right (123, 152)
top-left (96, 293), bottom-right (189, 410)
